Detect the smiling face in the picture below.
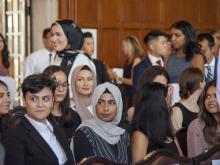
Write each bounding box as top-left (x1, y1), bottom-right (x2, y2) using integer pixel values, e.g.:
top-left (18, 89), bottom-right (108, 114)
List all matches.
top-left (0, 85), bottom-right (10, 115)
top-left (96, 92), bottom-right (117, 122)
top-left (205, 86), bottom-right (219, 114)
top-left (75, 69), bottom-right (95, 97)
top-left (23, 87), bottom-right (54, 123)
top-left (50, 24), bottom-right (68, 51)
top-left (51, 71), bottom-right (68, 103)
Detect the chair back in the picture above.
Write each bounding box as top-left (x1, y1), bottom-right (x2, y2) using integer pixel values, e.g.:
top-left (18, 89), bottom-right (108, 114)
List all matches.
top-left (193, 144), bottom-right (220, 165)
top-left (77, 156), bottom-right (124, 165)
top-left (176, 127), bottom-right (188, 156)
top-left (133, 149), bottom-right (193, 165)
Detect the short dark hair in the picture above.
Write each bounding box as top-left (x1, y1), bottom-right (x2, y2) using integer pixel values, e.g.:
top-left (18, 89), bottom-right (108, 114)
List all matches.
top-left (22, 74), bottom-right (56, 98)
top-left (42, 28), bottom-right (51, 38)
top-left (144, 30), bottom-right (167, 45)
top-left (0, 80), bottom-right (8, 89)
top-left (83, 32), bottom-right (93, 39)
top-left (197, 33), bottom-right (215, 48)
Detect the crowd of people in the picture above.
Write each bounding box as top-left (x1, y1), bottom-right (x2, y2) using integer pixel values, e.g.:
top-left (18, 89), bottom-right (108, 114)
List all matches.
top-left (0, 19), bottom-right (219, 165)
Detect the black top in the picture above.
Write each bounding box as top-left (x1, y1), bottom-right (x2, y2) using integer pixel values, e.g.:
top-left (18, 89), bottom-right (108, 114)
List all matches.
top-left (173, 102), bottom-right (198, 128)
top-left (73, 126), bottom-right (131, 164)
top-left (48, 108), bottom-right (81, 140)
top-left (148, 139), bottom-right (178, 154)
top-left (2, 117), bottom-right (73, 165)
top-left (92, 58), bottom-right (109, 84)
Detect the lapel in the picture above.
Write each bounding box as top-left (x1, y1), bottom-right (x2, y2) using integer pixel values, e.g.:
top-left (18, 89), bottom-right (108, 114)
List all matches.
top-left (21, 117), bottom-right (59, 164)
top-left (143, 56), bottom-right (152, 68)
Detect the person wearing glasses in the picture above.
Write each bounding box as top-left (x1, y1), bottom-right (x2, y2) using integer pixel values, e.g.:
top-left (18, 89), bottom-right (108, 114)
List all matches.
top-left (43, 65), bottom-right (81, 141)
top-left (72, 82), bottom-right (130, 164)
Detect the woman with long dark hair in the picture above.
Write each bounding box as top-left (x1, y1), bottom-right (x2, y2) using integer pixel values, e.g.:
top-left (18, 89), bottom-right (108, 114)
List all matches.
top-left (167, 20), bottom-right (204, 83)
top-left (0, 34), bottom-right (11, 76)
top-left (187, 80), bottom-right (220, 157)
top-left (43, 65), bottom-right (81, 140)
top-left (131, 83), bottom-right (181, 162)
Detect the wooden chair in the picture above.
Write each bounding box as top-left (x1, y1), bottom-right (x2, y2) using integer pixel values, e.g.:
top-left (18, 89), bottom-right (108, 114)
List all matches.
top-left (193, 144), bottom-right (220, 165)
top-left (77, 156), bottom-right (125, 165)
top-left (132, 149), bottom-right (193, 165)
top-left (176, 127), bottom-right (188, 156)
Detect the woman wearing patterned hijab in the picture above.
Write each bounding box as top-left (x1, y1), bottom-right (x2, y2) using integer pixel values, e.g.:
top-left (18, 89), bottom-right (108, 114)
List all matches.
top-left (72, 82), bottom-right (131, 164)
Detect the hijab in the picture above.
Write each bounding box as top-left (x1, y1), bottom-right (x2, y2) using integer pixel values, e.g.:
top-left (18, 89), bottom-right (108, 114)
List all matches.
top-left (78, 82), bottom-right (125, 145)
top-left (71, 65), bottom-right (96, 121)
top-left (52, 19), bottom-right (84, 52)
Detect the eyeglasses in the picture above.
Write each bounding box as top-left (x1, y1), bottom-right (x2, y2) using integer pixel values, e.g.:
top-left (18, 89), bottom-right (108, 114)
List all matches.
top-left (56, 82), bottom-right (69, 89)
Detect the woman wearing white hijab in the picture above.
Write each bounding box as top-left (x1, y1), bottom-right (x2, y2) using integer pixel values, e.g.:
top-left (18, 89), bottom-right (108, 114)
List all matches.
top-left (72, 82), bottom-right (130, 164)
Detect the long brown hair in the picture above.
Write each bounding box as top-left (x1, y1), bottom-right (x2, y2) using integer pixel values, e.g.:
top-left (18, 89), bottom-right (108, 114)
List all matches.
top-left (199, 80), bottom-right (220, 145)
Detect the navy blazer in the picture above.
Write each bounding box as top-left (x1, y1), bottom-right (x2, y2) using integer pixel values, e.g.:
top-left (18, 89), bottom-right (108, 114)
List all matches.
top-left (2, 117), bottom-right (74, 165)
top-left (132, 57), bottom-right (152, 96)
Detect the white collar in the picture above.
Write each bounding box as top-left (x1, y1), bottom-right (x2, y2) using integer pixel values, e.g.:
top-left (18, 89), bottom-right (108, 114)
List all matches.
top-left (25, 114), bottom-right (53, 132)
top-left (148, 54), bottom-right (163, 65)
top-left (205, 57), bottom-right (215, 67)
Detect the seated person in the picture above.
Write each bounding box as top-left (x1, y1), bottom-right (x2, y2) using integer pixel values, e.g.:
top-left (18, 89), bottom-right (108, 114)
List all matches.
top-left (43, 65), bottom-right (81, 141)
top-left (171, 67), bottom-right (204, 131)
top-left (70, 65), bottom-right (96, 121)
top-left (187, 80), bottom-right (220, 157)
top-left (2, 74), bottom-right (73, 165)
top-left (72, 82), bottom-right (131, 164)
top-left (131, 83), bottom-right (182, 162)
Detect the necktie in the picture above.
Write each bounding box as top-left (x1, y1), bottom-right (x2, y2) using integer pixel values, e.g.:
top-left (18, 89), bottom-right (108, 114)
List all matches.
top-left (156, 59), bottom-right (162, 66)
top-left (206, 65), bottom-right (213, 83)
top-left (49, 53), bottom-right (52, 64)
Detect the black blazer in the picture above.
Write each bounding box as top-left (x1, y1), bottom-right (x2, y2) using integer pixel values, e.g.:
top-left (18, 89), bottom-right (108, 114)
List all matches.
top-left (2, 117), bottom-right (74, 165)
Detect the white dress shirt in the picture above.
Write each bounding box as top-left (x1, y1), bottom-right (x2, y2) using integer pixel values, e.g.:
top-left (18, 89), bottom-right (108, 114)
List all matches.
top-left (204, 57), bottom-right (215, 78)
top-left (24, 48), bottom-right (56, 78)
top-left (148, 54), bottom-right (164, 66)
top-left (25, 115), bottom-right (67, 165)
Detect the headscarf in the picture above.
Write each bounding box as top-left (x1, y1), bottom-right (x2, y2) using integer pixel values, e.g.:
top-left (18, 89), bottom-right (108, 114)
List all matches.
top-left (78, 82), bottom-right (125, 145)
top-left (71, 65), bottom-right (97, 121)
top-left (52, 19), bottom-right (84, 52)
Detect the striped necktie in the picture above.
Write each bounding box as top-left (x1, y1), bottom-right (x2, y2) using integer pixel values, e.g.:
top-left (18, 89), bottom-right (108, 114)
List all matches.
top-left (206, 65), bottom-right (213, 83)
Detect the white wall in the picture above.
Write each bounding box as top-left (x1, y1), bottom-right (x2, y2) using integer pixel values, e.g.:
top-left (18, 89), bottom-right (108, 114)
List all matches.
top-left (31, 0), bottom-right (58, 51)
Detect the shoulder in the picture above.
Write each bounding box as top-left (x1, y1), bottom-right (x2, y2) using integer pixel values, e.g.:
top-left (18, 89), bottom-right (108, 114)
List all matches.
top-left (188, 118), bottom-right (204, 131)
top-left (132, 130), bottom-right (148, 143)
top-left (69, 107), bottom-right (82, 122)
top-left (171, 105), bottom-right (182, 115)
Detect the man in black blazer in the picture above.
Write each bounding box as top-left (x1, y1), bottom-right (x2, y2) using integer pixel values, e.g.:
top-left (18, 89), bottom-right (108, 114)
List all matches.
top-left (198, 33), bottom-right (218, 83)
top-left (2, 74), bottom-right (74, 165)
top-left (81, 32), bottom-right (109, 84)
top-left (132, 30), bottom-right (170, 96)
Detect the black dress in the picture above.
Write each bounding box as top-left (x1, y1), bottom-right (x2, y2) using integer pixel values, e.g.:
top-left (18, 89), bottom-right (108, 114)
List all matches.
top-left (48, 107), bottom-right (81, 140)
top-left (173, 102), bottom-right (198, 128)
top-left (147, 139), bottom-right (178, 154)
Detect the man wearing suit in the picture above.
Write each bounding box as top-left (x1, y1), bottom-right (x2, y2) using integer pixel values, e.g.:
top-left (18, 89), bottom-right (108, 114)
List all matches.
top-left (198, 33), bottom-right (218, 84)
top-left (2, 74), bottom-right (74, 165)
top-left (81, 32), bottom-right (109, 84)
top-left (132, 30), bottom-right (170, 96)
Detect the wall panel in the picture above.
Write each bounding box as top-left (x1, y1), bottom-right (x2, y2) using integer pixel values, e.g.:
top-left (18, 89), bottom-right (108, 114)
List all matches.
top-left (58, 0), bottom-right (220, 68)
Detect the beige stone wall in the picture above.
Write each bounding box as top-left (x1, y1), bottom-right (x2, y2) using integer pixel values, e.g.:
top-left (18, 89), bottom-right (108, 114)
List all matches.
top-left (0, 0), bottom-right (2, 33)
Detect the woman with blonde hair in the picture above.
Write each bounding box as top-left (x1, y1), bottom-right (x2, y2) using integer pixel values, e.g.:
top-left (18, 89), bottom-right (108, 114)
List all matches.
top-left (117, 36), bottom-right (144, 112)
